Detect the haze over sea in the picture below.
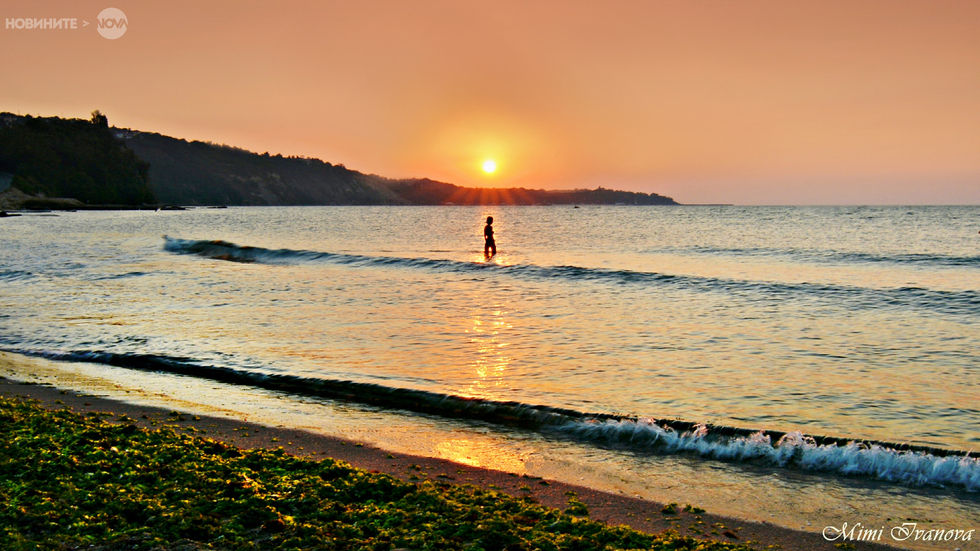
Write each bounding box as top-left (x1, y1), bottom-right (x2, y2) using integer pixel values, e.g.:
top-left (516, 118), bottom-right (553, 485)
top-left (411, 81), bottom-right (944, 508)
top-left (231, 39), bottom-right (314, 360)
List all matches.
top-left (2, 205), bottom-right (978, 547)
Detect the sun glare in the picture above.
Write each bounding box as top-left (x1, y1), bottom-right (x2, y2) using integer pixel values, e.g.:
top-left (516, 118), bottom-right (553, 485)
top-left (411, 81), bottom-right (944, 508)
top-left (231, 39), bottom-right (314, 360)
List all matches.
top-left (482, 160), bottom-right (497, 173)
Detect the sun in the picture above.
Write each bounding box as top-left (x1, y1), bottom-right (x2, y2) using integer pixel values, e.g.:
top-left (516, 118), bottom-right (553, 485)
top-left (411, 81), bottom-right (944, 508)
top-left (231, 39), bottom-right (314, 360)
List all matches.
top-left (482, 160), bottom-right (497, 174)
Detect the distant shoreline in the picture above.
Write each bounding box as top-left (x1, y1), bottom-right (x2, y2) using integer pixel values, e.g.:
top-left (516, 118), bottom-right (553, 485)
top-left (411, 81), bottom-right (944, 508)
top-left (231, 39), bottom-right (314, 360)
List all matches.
top-left (1, 202), bottom-right (694, 212)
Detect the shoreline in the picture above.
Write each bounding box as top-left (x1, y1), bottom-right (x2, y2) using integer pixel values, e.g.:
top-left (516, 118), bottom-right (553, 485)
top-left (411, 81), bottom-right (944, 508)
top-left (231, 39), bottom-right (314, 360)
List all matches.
top-left (1, 372), bottom-right (898, 551)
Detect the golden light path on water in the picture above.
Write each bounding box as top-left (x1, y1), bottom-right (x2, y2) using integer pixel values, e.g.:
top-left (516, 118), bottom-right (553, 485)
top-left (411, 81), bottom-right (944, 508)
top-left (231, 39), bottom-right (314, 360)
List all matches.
top-left (461, 307), bottom-right (514, 401)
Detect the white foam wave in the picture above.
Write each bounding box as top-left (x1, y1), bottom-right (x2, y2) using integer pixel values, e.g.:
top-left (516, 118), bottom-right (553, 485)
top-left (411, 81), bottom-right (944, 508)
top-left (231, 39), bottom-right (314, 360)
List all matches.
top-left (556, 419), bottom-right (980, 491)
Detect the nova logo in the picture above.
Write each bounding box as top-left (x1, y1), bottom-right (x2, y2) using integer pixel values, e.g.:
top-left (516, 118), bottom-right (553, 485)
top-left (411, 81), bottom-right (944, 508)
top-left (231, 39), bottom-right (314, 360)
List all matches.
top-left (96, 7), bottom-right (126, 39)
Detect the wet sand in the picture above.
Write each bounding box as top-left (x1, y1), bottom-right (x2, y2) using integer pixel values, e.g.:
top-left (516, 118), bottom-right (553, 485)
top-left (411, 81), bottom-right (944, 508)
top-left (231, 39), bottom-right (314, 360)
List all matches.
top-left (1, 372), bottom-right (899, 551)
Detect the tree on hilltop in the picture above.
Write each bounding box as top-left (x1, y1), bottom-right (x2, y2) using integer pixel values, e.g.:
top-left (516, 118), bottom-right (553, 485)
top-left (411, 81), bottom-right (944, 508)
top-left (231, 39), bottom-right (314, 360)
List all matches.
top-left (0, 112), bottom-right (155, 205)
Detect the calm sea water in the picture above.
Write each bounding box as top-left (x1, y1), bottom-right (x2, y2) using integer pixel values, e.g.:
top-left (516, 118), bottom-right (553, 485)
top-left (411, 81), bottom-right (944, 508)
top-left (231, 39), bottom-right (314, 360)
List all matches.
top-left (2, 206), bottom-right (979, 496)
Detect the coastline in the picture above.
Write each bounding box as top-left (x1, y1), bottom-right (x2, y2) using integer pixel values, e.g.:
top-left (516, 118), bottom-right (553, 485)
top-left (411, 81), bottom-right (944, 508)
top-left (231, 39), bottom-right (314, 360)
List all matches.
top-left (0, 352), bottom-right (900, 551)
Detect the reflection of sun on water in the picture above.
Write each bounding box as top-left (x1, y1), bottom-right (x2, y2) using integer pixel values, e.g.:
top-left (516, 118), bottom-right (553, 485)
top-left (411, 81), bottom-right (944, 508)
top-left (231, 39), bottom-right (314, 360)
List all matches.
top-left (459, 308), bottom-right (512, 400)
top-left (433, 438), bottom-right (526, 472)
top-left (471, 252), bottom-right (511, 265)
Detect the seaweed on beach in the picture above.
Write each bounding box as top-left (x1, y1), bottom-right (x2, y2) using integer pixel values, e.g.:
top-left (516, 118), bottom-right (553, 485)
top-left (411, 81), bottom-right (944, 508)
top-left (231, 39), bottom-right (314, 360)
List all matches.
top-left (0, 396), bottom-right (750, 550)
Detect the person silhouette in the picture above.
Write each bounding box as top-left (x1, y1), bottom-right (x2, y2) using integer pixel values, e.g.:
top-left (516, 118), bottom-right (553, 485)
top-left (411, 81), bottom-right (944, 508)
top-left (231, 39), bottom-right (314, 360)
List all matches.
top-left (484, 216), bottom-right (496, 257)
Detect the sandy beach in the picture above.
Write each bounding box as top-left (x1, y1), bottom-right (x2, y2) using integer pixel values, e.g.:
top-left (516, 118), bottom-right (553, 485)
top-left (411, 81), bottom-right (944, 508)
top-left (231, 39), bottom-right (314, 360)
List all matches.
top-left (1, 352), bottom-right (900, 551)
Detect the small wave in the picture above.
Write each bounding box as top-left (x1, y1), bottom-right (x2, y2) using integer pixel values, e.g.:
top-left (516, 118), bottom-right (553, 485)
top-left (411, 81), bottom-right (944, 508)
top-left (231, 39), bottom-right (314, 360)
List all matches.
top-left (93, 271), bottom-right (149, 281)
top-left (164, 237), bottom-right (980, 317)
top-left (838, 251), bottom-right (980, 267)
top-left (0, 269), bottom-right (35, 282)
top-left (668, 245), bottom-right (980, 268)
top-left (9, 346), bottom-right (980, 492)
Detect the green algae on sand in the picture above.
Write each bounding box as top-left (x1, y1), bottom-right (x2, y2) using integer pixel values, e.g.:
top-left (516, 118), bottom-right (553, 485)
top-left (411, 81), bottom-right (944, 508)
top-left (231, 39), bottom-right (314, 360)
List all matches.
top-left (0, 396), bottom-right (752, 550)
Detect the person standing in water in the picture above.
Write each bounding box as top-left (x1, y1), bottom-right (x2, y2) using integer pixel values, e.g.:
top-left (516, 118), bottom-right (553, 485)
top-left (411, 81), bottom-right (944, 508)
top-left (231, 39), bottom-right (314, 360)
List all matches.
top-left (484, 216), bottom-right (496, 257)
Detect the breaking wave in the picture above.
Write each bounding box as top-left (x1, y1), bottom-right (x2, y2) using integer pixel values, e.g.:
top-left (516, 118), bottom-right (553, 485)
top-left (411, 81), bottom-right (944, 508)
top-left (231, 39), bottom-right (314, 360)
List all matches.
top-left (9, 346), bottom-right (980, 493)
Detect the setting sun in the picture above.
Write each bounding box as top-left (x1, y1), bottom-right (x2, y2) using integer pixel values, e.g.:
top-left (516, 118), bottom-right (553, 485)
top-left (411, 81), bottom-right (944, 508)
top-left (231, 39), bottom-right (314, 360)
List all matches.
top-left (482, 160), bottom-right (497, 174)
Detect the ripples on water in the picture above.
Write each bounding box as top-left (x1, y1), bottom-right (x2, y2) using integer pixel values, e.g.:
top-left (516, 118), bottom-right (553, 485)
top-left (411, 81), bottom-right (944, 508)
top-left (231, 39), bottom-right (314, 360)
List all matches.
top-left (1, 206), bottom-right (979, 488)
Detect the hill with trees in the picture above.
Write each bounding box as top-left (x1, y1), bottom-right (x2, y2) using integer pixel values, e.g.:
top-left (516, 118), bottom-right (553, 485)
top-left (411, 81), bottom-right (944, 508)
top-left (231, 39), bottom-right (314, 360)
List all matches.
top-left (1, 112), bottom-right (678, 208)
top-left (0, 111), bottom-right (155, 206)
top-left (123, 132), bottom-right (677, 206)
top-left (122, 132), bottom-right (404, 206)
top-left (384, 178), bottom-right (677, 205)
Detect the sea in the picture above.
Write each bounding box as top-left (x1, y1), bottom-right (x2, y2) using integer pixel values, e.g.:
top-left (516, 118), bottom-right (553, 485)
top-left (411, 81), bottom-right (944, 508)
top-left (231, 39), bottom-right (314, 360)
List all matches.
top-left (2, 205), bottom-right (978, 549)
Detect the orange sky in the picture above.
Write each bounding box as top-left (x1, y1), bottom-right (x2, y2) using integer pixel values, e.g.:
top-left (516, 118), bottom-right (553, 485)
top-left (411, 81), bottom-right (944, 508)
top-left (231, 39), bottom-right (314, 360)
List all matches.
top-left (2, 0), bottom-right (978, 204)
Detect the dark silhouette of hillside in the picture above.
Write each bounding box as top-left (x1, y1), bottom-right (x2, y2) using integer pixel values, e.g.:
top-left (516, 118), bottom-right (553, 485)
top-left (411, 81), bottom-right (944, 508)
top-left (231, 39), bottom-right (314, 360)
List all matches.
top-left (126, 134), bottom-right (676, 206)
top-left (0, 111), bottom-right (154, 205)
top-left (386, 178), bottom-right (677, 205)
top-left (123, 132), bottom-right (405, 206)
top-left (1, 112), bottom-right (678, 207)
